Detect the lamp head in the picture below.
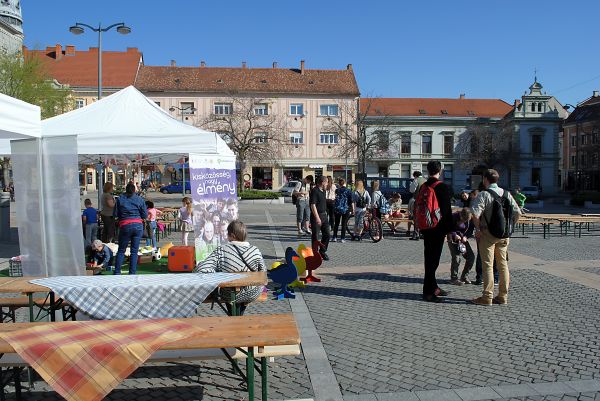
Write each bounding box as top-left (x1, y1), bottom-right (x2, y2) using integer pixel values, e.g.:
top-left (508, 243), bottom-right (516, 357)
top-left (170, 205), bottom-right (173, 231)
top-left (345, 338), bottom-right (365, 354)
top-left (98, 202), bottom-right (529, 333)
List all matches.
top-left (116, 25), bottom-right (131, 35)
top-left (69, 25), bottom-right (84, 35)
top-left (169, 107), bottom-right (176, 112)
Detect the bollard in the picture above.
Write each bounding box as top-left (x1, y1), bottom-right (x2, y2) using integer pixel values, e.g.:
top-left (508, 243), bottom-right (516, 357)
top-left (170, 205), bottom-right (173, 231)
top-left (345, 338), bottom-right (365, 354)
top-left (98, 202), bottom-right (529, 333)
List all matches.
top-left (0, 192), bottom-right (10, 241)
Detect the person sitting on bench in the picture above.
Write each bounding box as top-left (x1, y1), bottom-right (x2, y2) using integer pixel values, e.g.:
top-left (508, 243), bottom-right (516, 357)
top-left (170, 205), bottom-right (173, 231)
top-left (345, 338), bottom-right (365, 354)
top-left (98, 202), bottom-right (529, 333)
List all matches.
top-left (194, 220), bottom-right (266, 315)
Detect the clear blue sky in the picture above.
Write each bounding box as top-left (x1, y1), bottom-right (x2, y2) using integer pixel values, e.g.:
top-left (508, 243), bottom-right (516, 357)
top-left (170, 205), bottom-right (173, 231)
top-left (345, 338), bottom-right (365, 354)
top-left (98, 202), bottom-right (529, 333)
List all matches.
top-left (22, 0), bottom-right (600, 106)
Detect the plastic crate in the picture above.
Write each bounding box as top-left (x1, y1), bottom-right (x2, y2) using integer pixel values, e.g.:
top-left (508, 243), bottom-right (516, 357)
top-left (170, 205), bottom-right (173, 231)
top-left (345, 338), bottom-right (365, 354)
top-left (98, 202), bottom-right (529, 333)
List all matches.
top-left (9, 259), bottom-right (22, 277)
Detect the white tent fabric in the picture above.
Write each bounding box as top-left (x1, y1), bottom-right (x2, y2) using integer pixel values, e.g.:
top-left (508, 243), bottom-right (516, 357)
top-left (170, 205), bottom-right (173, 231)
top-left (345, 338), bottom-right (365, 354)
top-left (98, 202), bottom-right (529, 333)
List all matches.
top-left (41, 86), bottom-right (234, 156)
top-left (0, 93), bottom-right (41, 139)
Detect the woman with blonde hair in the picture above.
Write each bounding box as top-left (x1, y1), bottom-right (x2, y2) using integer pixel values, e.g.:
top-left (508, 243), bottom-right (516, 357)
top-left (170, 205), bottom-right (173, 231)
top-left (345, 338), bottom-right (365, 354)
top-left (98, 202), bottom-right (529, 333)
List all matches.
top-left (352, 180), bottom-right (371, 240)
top-left (178, 196), bottom-right (194, 246)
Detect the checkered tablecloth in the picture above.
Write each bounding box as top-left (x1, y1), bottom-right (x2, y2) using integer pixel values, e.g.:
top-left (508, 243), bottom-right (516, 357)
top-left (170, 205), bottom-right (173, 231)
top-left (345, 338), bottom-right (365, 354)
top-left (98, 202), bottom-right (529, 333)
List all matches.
top-left (31, 273), bottom-right (241, 320)
top-left (0, 318), bottom-right (203, 401)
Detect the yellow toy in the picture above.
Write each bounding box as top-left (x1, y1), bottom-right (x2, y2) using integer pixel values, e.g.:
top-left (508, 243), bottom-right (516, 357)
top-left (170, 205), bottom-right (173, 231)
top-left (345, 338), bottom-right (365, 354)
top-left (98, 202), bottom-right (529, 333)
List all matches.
top-left (160, 242), bottom-right (174, 257)
top-left (289, 243), bottom-right (308, 288)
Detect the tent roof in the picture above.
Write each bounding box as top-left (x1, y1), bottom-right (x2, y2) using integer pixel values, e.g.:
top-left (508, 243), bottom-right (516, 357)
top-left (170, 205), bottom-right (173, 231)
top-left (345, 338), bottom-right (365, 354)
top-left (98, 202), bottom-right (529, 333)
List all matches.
top-left (42, 86), bottom-right (233, 156)
top-left (0, 93), bottom-right (41, 139)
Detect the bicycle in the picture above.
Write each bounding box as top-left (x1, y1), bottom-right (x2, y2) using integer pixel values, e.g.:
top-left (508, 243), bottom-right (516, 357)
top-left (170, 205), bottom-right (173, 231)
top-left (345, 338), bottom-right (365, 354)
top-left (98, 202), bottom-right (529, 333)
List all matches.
top-left (346, 208), bottom-right (383, 243)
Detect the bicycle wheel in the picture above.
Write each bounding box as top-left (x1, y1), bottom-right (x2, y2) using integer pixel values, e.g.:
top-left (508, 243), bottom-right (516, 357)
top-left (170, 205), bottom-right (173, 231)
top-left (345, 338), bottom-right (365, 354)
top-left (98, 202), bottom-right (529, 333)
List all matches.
top-left (368, 217), bottom-right (383, 243)
top-left (346, 215), bottom-right (356, 240)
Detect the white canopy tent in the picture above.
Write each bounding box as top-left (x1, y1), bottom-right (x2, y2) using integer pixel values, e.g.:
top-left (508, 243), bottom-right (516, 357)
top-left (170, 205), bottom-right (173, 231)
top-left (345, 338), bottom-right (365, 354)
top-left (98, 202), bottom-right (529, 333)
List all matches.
top-left (42, 85), bottom-right (234, 157)
top-left (0, 94), bottom-right (83, 277)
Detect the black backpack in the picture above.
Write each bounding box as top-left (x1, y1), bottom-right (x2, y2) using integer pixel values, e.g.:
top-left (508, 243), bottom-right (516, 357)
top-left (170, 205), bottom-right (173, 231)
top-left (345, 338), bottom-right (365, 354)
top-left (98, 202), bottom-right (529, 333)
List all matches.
top-left (485, 189), bottom-right (514, 239)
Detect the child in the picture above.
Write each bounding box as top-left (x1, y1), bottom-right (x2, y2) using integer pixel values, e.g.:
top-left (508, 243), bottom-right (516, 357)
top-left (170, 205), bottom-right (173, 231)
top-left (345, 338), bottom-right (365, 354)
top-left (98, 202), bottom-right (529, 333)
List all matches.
top-left (145, 200), bottom-right (162, 250)
top-left (88, 239), bottom-right (114, 274)
top-left (82, 199), bottom-right (98, 246)
top-left (178, 197), bottom-right (194, 246)
top-left (447, 208), bottom-right (475, 285)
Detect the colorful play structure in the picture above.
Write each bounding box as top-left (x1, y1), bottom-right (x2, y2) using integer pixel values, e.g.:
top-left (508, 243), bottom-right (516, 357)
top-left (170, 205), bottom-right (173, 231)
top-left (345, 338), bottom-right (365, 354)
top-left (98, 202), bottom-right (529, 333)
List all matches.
top-left (267, 240), bottom-right (324, 300)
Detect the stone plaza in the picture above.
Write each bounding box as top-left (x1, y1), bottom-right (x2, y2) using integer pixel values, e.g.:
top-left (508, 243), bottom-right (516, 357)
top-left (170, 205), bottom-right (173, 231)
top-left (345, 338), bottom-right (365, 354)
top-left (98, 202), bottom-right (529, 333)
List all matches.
top-left (3, 200), bottom-right (600, 401)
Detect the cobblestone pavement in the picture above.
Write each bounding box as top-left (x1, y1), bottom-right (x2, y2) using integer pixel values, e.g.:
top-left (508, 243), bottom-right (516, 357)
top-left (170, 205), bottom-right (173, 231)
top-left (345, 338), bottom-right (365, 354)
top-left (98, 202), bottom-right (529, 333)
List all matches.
top-left (3, 203), bottom-right (600, 400)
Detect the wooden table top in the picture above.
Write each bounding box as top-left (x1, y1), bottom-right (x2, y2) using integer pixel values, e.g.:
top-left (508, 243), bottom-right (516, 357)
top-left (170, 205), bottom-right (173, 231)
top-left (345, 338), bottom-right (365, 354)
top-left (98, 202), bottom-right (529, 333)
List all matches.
top-left (0, 271), bottom-right (267, 294)
top-left (0, 313), bottom-right (300, 354)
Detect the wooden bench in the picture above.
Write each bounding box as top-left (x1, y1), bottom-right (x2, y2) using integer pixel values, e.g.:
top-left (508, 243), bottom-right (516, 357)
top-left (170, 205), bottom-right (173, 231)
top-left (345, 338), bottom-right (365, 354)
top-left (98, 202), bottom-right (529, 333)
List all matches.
top-left (0, 297), bottom-right (48, 323)
top-left (0, 314), bottom-right (300, 401)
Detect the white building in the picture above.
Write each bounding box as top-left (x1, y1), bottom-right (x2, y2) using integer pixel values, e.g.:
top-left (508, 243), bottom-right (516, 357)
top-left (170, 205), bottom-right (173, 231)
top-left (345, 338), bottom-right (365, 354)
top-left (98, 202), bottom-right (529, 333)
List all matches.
top-left (504, 79), bottom-right (567, 195)
top-left (0, 0), bottom-right (23, 54)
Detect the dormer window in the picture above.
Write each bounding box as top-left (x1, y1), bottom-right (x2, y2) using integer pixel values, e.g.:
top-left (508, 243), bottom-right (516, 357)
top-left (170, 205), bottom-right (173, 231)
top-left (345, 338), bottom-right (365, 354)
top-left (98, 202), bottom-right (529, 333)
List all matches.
top-left (418, 109), bottom-right (427, 114)
top-left (441, 110), bottom-right (448, 115)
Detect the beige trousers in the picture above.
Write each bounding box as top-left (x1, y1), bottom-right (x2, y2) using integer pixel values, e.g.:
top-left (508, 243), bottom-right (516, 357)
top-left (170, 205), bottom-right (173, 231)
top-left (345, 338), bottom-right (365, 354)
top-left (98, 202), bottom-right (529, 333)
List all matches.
top-left (478, 231), bottom-right (510, 300)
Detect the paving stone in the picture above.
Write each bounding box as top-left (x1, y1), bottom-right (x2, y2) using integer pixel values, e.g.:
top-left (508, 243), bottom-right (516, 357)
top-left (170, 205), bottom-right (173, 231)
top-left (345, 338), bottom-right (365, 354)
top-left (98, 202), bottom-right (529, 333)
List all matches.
top-left (454, 386), bottom-right (502, 400)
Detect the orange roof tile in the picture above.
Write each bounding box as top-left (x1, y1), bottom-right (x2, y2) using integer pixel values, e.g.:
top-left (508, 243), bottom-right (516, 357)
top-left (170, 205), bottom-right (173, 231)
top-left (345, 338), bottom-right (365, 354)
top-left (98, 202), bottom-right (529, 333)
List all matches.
top-left (23, 45), bottom-right (142, 88)
top-left (135, 65), bottom-right (360, 96)
top-left (361, 98), bottom-right (513, 118)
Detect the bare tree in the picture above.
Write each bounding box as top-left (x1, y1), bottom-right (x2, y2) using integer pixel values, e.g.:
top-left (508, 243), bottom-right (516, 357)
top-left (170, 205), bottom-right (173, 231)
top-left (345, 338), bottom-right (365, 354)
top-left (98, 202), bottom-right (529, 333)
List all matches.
top-left (198, 95), bottom-right (287, 190)
top-left (454, 118), bottom-right (518, 174)
top-left (322, 97), bottom-right (398, 178)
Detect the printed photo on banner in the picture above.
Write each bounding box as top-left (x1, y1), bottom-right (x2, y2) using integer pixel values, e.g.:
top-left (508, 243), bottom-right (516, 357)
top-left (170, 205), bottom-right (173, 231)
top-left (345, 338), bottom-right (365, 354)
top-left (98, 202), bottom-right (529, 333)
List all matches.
top-left (188, 154), bottom-right (238, 262)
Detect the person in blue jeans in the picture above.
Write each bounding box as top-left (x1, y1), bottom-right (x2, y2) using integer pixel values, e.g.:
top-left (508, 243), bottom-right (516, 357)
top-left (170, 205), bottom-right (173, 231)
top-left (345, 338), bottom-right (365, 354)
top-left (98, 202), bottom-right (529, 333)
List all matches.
top-left (113, 183), bottom-right (147, 275)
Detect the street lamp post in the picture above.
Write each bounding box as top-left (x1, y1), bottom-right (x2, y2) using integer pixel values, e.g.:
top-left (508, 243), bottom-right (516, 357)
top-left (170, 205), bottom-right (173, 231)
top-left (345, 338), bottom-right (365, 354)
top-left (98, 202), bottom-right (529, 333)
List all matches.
top-left (344, 122), bottom-right (349, 182)
top-left (70, 22), bottom-right (131, 206)
top-left (169, 105), bottom-right (197, 196)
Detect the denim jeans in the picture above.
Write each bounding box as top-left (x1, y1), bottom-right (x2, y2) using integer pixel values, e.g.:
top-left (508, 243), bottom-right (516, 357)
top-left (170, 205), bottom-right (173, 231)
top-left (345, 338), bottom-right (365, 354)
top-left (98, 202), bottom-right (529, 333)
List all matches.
top-left (114, 223), bottom-right (143, 275)
top-left (146, 220), bottom-right (157, 248)
top-left (84, 223), bottom-right (98, 246)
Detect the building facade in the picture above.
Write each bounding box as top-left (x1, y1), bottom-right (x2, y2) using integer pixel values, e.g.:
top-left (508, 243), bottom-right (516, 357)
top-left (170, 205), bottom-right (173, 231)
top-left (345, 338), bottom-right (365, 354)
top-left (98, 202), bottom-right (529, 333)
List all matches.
top-left (0, 0), bottom-right (23, 54)
top-left (361, 96), bottom-right (513, 191)
top-left (135, 61), bottom-right (359, 190)
top-left (504, 79), bottom-right (567, 195)
top-left (562, 91), bottom-right (600, 192)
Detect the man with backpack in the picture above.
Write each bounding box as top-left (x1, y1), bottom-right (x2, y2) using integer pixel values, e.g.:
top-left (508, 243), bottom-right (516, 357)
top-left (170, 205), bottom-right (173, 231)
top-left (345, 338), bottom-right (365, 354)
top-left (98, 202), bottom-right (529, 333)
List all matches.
top-left (415, 161), bottom-right (453, 303)
top-left (332, 178), bottom-right (353, 243)
top-left (408, 171), bottom-right (427, 240)
top-left (470, 169), bottom-right (521, 306)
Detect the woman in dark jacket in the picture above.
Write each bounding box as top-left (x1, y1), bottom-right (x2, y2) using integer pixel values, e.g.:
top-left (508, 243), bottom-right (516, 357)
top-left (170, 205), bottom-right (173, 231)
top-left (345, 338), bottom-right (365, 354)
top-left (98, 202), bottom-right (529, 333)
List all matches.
top-left (113, 183), bottom-right (147, 275)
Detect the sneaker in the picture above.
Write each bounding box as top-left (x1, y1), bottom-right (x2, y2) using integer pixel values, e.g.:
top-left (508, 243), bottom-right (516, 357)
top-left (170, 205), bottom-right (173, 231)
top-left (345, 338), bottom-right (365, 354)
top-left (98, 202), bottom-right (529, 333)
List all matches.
top-left (470, 296), bottom-right (492, 306)
top-left (450, 279), bottom-right (463, 286)
top-left (492, 296), bottom-right (507, 305)
top-left (340, 239), bottom-right (346, 243)
top-left (304, 229), bottom-right (312, 235)
top-left (319, 251), bottom-right (329, 261)
top-left (298, 230), bottom-right (303, 236)
top-left (423, 294), bottom-right (443, 303)
top-left (472, 279), bottom-right (483, 285)
top-left (460, 277), bottom-right (472, 285)
top-left (331, 236), bottom-right (338, 242)
top-left (494, 281), bottom-right (499, 286)
top-left (434, 288), bottom-right (449, 297)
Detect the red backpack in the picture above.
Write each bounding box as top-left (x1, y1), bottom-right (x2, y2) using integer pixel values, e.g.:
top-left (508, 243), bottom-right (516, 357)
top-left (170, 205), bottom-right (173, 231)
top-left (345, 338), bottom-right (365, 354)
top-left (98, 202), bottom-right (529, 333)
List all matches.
top-left (415, 180), bottom-right (442, 230)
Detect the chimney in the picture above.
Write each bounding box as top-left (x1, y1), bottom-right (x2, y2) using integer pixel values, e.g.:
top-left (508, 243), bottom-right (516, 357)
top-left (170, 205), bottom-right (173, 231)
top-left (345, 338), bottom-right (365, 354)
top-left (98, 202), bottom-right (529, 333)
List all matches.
top-left (65, 45), bottom-right (75, 56)
top-left (170, 60), bottom-right (176, 67)
top-left (242, 61), bottom-right (247, 69)
top-left (594, 90), bottom-right (599, 98)
top-left (459, 93), bottom-right (465, 99)
top-left (272, 61), bottom-right (278, 69)
top-left (200, 61), bottom-right (206, 67)
top-left (300, 60), bottom-right (305, 75)
top-left (347, 63), bottom-right (353, 71)
top-left (55, 44), bottom-right (62, 60)
top-left (514, 99), bottom-right (521, 108)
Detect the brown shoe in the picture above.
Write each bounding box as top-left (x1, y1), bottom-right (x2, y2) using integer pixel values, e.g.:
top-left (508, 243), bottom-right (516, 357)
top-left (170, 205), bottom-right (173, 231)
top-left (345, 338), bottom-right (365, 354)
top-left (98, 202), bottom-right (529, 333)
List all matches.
top-left (492, 296), bottom-right (507, 305)
top-left (470, 296), bottom-right (492, 306)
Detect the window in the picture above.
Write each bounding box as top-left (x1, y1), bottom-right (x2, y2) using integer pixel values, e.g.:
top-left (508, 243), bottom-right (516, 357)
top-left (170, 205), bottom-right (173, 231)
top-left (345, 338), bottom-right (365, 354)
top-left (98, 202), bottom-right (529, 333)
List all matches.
top-left (181, 102), bottom-right (195, 114)
top-left (107, 172), bottom-right (113, 183)
top-left (319, 104), bottom-right (339, 116)
top-left (422, 164), bottom-right (429, 178)
top-left (254, 104), bottom-right (268, 116)
top-left (154, 101), bottom-right (161, 107)
top-left (319, 132), bottom-right (339, 144)
top-left (253, 133), bottom-right (267, 144)
top-left (290, 103), bottom-right (304, 116)
top-left (531, 168), bottom-right (541, 187)
top-left (375, 130), bottom-right (389, 151)
top-left (592, 153), bottom-right (599, 166)
top-left (422, 134), bottom-right (432, 154)
top-left (214, 103), bottom-right (232, 115)
top-left (531, 102), bottom-right (536, 112)
top-left (400, 134), bottom-right (411, 155)
top-left (538, 103), bottom-right (543, 112)
top-left (401, 164), bottom-right (411, 178)
top-left (571, 155), bottom-right (576, 167)
top-left (581, 153), bottom-right (586, 167)
top-left (443, 164), bottom-right (453, 185)
top-left (532, 135), bottom-right (542, 155)
top-left (290, 132), bottom-right (304, 144)
top-left (570, 135), bottom-right (576, 147)
top-left (378, 166), bottom-right (388, 177)
top-left (75, 99), bottom-right (85, 109)
top-left (443, 135), bottom-right (454, 155)
top-left (581, 134), bottom-right (586, 145)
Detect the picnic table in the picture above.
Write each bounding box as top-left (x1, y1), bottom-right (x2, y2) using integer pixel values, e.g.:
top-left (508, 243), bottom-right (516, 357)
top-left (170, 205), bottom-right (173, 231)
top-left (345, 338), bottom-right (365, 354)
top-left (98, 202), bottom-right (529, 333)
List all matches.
top-left (0, 271), bottom-right (267, 322)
